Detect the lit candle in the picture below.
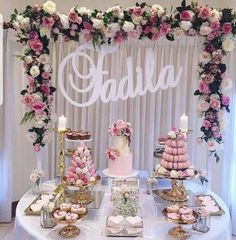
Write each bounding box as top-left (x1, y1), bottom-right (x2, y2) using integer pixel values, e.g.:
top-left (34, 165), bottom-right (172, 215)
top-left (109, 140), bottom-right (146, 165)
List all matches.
top-left (0, 14), bottom-right (3, 106)
top-left (180, 114), bottom-right (188, 132)
top-left (58, 115), bottom-right (67, 131)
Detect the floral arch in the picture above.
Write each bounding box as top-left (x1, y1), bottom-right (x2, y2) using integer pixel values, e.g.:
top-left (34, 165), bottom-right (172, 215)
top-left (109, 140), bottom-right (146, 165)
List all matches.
top-left (9, 0), bottom-right (235, 161)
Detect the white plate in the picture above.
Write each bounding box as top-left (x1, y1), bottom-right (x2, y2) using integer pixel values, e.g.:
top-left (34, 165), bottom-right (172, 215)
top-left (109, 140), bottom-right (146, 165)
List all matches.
top-left (65, 138), bottom-right (93, 143)
top-left (103, 169), bottom-right (139, 178)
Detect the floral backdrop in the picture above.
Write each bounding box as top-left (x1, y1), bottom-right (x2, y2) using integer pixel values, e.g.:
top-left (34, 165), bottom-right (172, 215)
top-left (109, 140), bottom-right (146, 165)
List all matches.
top-left (9, 0), bottom-right (234, 161)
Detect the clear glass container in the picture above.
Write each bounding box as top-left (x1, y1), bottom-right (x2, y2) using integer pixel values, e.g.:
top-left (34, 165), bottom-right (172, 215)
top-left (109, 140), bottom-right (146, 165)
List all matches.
top-left (193, 209), bottom-right (210, 233)
top-left (40, 207), bottom-right (56, 228)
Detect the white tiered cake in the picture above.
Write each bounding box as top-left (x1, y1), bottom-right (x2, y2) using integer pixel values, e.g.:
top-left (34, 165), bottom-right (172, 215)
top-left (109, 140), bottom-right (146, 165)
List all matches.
top-left (106, 120), bottom-right (133, 176)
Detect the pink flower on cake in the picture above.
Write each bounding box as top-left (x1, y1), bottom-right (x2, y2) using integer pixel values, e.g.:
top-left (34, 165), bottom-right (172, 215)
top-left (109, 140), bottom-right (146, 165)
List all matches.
top-left (106, 147), bottom-right (120, 161)
top-left (28, 39), bottom-right (43, 52)
top-left (42, 16), bottom-right (55, 28)
top-left (210, 98), bottom-right (221, 110)
top-left (222, 22), bottom-right (232, 34)
top-left (32, 101), bottom-right (46, 114)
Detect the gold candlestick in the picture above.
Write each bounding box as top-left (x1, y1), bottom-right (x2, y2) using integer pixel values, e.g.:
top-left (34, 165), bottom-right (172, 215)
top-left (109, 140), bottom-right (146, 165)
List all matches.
top-left (53, 128), bottom-right (70, 203)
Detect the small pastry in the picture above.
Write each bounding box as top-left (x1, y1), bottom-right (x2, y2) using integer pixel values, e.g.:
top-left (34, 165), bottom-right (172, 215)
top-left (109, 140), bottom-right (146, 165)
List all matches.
top-left (60, 203), bottom-right (72, 212)
top-left (125, 216), bottom-right (142, 226)
top-left (108, 215), bottom-right (124, 225)
top-left (201, 200), bottom-right (216, 206)
top-left (181, 214), bottom-right (195, 223)
top-left (41, 194), bottom-right (54, 201)
top-left (106, 227), bottom-right (123, 234)
top-left (65, 212), bottom-right (78, 222)
top-left (167, 212), bottom-right (180, 220)
top-left (36, 199), bottom-right (48, 206)
top-left (53, 210), bottom-right (67, 220)
top-left (179, 206), bottom-right (193, 215)
top-left (71, 204), bottom-right (86, 215)
top-left (30, 203), bottom-right (42, 212)
top-left (167, 205), bottom-right (179, 213)
top-left (126, 228), bottom-right (143, 235)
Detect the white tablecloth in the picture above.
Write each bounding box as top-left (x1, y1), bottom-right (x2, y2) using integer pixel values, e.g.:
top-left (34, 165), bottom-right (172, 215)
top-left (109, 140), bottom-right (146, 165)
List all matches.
top-left (14, 172), bottom-right (232, 240)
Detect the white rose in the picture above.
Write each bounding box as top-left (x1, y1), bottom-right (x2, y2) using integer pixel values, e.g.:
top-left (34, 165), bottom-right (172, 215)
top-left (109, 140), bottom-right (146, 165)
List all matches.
top-left (132, 16), bottom-right (143, 25)
top-left (222, 37), bottom-right (235, 52)
top-left (40, 27), bottom-right (50, 38)
top-left (173, 27), bottom-right (185, 39)
top-left (13, 21), bottom-right (20, 29)
top-left (109, 23), bottom-right (120, 32)
top-left (151, 4), bottom-right (165, 17)
top-left (43, 64), bottom-right (51, 72)
top-left (38, 54), bottom-right (51, 64)
top-left (20, 17), bottom-right (30, 29)
top-left (220, 77), bottom-right (232, 90)
top-left (118, 12), bottom-right (124, 19)
top-left (123, 21), bottom-right (135, 32)
top-left (77, 7), bottom-right (92, 17)
top-left (82, 167), bottom-right (88, 173)
top-left (59, 13), bottom-right (69, 28)
top-left (199, 26), bottom-right (212, 36)
top-left (141, 19), bottom-right (148, 25)
top-left (170, 170), bottom-right (179, 178)
top-left (34, 120), bottom-right (46, 128)
top-left (198, 99), bottom-right (210, 112)
top-left (30, 173), bottom-right (38, 182)
top-left (207, 139), bottom-right (219, 151)
top-left (30, 65), bottom-right (40, 77)
top-left (24, 55), bottom-right (33, 64)
top-left (179, 21), bottom-right (192, 31)
top-left (27, 132), bottom-right (37, 142)
top-left (198, 51), bottom-right (212, 64)
top-left (42, 0), bottom-right (56, 14)
top-left (168, 131), bottom-right (176, 139)
top-left (16, 15), bottom-right (24, 22)
top-left (92, 18), bottom-right (104, 29)
top-left (208, 9), bottom-right (222, 22)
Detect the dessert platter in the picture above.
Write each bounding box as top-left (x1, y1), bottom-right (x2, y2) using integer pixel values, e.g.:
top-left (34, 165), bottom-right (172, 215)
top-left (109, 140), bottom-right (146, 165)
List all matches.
top-left (52, 202), bottom-right (88, 238)
top-left (103, 120), bottom-right (139, 178)
top-left (154, 129), bottom-right (197, 202)
top-left (66, 130), bottom-right (92, 141)
top-left (162, 204), bottom-right (198, 239)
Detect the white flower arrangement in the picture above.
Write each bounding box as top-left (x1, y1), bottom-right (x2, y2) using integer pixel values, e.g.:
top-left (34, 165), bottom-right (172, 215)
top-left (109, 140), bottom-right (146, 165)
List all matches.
top-left (30, 169), bottom-right (45, 186)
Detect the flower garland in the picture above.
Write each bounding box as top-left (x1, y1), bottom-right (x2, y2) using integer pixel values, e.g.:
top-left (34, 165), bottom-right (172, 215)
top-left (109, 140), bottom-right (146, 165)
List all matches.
top-left (9, 0), bottom-right (235, 160)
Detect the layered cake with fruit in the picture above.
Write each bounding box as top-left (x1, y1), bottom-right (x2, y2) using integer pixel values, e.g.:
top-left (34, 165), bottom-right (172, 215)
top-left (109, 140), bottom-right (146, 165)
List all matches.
top-left (65, 144), bottom-right (97, 186)
top-left (106, 120), bottom-right (133, 176)
top-left (156, 129), bottom-right (195, 178)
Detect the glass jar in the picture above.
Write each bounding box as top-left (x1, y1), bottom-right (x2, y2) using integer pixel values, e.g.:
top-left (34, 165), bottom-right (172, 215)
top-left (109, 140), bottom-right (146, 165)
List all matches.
top-left (193, 209), bottom-right (210, 233)
top-left (40, 206), bottom-right (56, 228)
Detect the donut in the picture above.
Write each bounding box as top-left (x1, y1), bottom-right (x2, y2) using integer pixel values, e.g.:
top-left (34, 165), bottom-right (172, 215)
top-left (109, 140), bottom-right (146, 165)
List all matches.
top-left (60, 203), bottom-right (72, 212)
top-left (53, 210), bottom-right (67, 220)
top-left (167, 212), bottom-right (180, 220)
top-left (179, 206), bottom-right (193, 215)
top-left (181, 214), bottom-right (195, 223)
top-left (65, 212), bottom-right (78, 222)
top-left (167, 205), bottom-right (179, 213)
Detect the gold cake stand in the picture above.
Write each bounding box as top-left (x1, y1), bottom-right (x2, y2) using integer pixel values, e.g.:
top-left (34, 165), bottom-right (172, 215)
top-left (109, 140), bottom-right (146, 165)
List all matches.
top-left (162, 208), bottom-right (198, 239)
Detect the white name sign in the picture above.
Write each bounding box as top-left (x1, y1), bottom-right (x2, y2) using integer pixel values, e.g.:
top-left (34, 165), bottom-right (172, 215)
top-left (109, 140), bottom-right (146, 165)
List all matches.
top-left (58, 43), bottom-right (183, 107)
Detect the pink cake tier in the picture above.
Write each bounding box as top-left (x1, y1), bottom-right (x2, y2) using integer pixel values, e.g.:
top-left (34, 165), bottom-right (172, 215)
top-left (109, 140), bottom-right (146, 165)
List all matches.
top-left (108, 153), bottom-right (133, 176)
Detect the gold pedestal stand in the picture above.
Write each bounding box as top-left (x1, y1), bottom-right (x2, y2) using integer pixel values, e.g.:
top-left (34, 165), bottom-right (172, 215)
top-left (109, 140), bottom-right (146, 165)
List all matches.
top-left (59, 224), bottom-right (80, 239)
top-left (168, 225), bottom-right (191, 239)
top-left (161, 179), bottom-right (188, 202)
top-left (53, 128), bottom-right (70, 203)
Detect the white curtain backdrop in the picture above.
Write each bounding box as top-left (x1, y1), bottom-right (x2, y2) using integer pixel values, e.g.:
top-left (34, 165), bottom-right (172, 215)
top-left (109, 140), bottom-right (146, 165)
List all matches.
top-left (1, 30), bottom-right (236, 229)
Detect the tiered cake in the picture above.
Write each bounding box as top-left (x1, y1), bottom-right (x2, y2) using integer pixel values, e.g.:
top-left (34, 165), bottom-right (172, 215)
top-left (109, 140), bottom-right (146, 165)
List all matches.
top-left (156, 129), bottom-right (194, 178)
top-left (66, 145), bottom-right (97, 186)
top-left (106, 120), bottom-right (133, 176)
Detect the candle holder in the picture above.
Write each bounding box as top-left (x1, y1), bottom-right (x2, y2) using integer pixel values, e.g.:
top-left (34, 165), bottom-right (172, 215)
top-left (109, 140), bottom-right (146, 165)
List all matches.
top-left (53, 128), bottom-right (70, 203)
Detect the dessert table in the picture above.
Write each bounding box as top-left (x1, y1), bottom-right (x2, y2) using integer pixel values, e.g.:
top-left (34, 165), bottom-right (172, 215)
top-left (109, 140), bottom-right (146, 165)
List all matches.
top-left (14, 171), bottom-right (232, 240)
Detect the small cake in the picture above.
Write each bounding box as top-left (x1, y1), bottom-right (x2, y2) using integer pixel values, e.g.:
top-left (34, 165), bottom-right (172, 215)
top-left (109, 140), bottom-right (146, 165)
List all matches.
top-left (167, 212), bottom-right (180, 220)
top-left (78, 131), bottom-right (91, 140)
top-left (71, 204), bottom-right (86, 215)
top-left (179, 206), bottom-right (193, 215)
top-left (106, 120), bottom-right (133, 176)
top-left (65, 212), bottom-right (78, 221)
top-left (60, 203), bottom-right (71, 212)
top-left (181, 214), bottom-right (195, 223)
top-left (53, 210), bottom-right (67, 220)
top-left (167, 205), bottom-right (179, 213)
top-left (66, 130), bottom-right (91, 140)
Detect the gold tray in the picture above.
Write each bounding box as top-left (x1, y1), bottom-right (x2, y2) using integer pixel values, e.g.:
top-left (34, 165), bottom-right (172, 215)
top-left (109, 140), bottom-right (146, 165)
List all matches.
top-left (70, 193), bottom-right (94, 205)
top-left (162, 208), bottom-right (198, 225)
top-left (196, 194), bottom-right (225, 216)
top-left (24, 194), bottom-right (55, 216)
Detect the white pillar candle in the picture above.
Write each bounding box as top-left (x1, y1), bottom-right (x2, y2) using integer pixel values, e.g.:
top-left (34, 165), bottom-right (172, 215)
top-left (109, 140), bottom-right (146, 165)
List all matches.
top-left (58, 115), bottom-right (67, 131)
top-left (180, 114), bottom-right (188, 132)
top-left (0, 14), bottom-right (3, 106)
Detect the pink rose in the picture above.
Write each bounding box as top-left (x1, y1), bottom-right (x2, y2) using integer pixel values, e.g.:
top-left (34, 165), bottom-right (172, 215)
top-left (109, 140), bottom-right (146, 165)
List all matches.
top-left (42, 72), bottom-right (50, 79)
top-left (69, 11), bottom-right (79, 23)
top-left (210, 21), bottom-right (220, 31)
top-left (180, 10), bottom-right (193, 21)
top-left (207, 32), bottom-right (216, 41)
top-left (222, 22), bottom-right (232, 34)
top-left (32, 101), bottom-right (46, 113)
top-left (202, 120), bottom-right (212, 129)
top-left (203, 74), bottom-right (214, 84)
top-left (221, 95), bottom-right (230, 106)
top-left (198, 7), bottom-right (210, 19)
top-left (116, 120), bottom-right (127, 129)
top-left (210, 98), bottom-right (221, 109)
top-left (42, 17), bottom-right (55, 28)
top-left (211, 125), bottom-right (220, 132)
top-left (83, 21), bottom-right (93, 31)
top-left (133, 6), bottom-right (142, 16)
top-left (22, 94), bottom-right (33, 106)
top-left (40, 85), bottom-right (50, 94)
top-left (28, 39), bottom-right (43, 52)
top-left (29, 31), bottom-right (39, 40)
top-left (152, 31), bottom-right (161, 41)
top-left (34, 144), bottom-right (40, 152)
top-left (144, 26), bottom-right (151, 34)
top-left (160, 22), bottom-right (171, 35)
top-left (198, 81), bottom-right (209, 93)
